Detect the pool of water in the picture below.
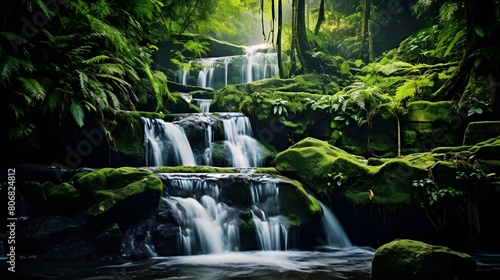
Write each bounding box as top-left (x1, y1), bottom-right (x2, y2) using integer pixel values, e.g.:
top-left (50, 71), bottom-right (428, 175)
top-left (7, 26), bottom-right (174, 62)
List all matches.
top-left (7, 247), bottom-right (500, 279)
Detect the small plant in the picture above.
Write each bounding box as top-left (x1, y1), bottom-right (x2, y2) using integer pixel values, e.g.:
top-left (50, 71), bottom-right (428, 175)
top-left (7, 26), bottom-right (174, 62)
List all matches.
top-left (327, 172), bottom-right (347, 188)
top-left (271, 98), bottom-right (288, 116)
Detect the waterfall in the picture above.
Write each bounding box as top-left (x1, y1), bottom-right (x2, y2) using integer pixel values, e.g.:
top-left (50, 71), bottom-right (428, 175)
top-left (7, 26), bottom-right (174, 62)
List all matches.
top-left (158, 174), bottom-right (289, 255)
top-left (221, 113), bottom-right (264, 168)
top-left (177, 44), bottom-right (278, 90)
top-left (142, 113), bottom-right (264, 168)
top-left (142, 117), bottom-right (197, 167)
top-left (319, 201), bottom-right (352, 248)
top-left (193, 98), bottom-right (211, 113)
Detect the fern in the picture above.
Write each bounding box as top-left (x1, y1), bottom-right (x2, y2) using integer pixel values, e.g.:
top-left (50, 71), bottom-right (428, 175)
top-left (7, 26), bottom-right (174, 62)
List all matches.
top-left (70, 99), bottom-right (85, 127)
top-left (83, 55), bottom-right (110, 64)
top-left (8, 122), bottom-right (35, 141)
top-left (47, 91), bottom-right (62, 112)
top-left (18, 77), bottom-right (46, 101)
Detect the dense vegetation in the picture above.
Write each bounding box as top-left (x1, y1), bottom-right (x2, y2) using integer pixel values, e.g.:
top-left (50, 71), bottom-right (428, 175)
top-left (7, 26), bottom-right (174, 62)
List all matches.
top-left (3, 0), bottom-right (500, 261)
top-left (2, 0), bottom-right (499, 165)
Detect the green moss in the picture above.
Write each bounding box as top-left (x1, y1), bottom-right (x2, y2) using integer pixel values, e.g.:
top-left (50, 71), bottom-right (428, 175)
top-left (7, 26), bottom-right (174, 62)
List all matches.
top-left (278, 178), bottom-right (323, 225)
top-left (75, 167), bottom-right (163, 218)
top-left (463, 121), bottom-right (500, 145)
top-left (220, 179), bottom-right (252, 208)
top-left (276, 137), bottom-right (427, 208)
top-left (403, 153), bottom-right (437, 168)
top-left (45, 182), bottom-right (82, 215)
top-left (108, 111), bottom-right (145, 162)
top-left (372, 239), bottom-right (476, 280)
top-left (366, 158), bottom-right (387, 166)
top-left (240, 215), bottom-right (255, 230)
top-left (162, 92), bottom-right (201, 114)
top-left (210, 85), bottom-right (246, 112)
top-left (406, 101), bottom-right (455, 122)
top-left (254, 167), bottom-right (280, 175)
top-left (153, 166), bottom-right (238, 173)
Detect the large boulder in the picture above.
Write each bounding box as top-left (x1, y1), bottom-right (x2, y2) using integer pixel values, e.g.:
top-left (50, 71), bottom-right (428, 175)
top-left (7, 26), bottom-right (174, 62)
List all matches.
top-left (372, 239), bottom-right (476, 280)
top-left (275, 137), bottom-right (427, 207)
top-left (75, 167), bottom-right (163, 234)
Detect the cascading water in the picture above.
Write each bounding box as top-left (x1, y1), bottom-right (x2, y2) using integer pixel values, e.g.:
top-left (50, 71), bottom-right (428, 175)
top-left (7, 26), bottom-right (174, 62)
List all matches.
top-left (177, 44), bottom-right (278, 90)
top-left (158, 174), bottom-right (289, 255)
top-left (121, 173), bottom-right (352, 257)
top-left (192, 98), bottom-right (211, 113)
top-left (142, 117), bottom-right (197, 166)
top-left (142, 113), bottom-right (264, 168)
top-left (137, 42), bottom-right (351, 258)
top-left (319, 201), bottom-right (352, 248)
top-left (220, 113), bottom-right (264, 168)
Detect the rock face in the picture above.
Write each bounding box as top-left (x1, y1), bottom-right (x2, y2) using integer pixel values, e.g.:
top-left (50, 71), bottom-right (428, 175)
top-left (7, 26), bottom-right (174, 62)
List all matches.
top-left (463, 121), bottom-right (500, 145)
top-left (16, 166), bottom-right (164, 260)
top-left (371, 239), bottom-right (476, 280)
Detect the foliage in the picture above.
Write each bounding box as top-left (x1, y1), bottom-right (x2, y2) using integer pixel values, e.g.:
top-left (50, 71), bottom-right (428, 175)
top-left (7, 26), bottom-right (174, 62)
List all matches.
top-left (327, 172), bottom-right (347, 188)
top-left (271, 98), bottom-right (289, 116)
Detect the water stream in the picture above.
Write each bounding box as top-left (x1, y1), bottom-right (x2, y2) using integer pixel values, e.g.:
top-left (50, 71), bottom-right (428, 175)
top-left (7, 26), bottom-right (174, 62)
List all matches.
top-left (177, 44), bottom-right (278, 89)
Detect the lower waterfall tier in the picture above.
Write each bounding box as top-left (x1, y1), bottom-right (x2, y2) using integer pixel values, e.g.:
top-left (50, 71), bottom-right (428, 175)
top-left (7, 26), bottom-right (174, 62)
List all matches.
top-left (122, 173), bottom-right (351, 257)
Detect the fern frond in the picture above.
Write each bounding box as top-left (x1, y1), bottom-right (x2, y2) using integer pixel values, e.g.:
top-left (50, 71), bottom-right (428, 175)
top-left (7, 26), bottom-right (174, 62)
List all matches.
top-left (95, 73), bottom-right (132, 88)
top-left (83, 55), bottom-right (110, 64)
top-left (8, 122), bottom-right (35, 141)
top-left (98, 63), bottom-right (125, 75)
top-left (70, 98), bottom-right (85, 127)
top-left (18, 77), bottom-right (45, 101)
top-left (47, 91), bottom-right (62, 112)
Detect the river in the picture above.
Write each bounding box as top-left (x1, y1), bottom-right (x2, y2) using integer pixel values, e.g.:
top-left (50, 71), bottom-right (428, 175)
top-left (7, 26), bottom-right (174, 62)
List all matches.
top-left (8, 247), bottom-right (500, 279)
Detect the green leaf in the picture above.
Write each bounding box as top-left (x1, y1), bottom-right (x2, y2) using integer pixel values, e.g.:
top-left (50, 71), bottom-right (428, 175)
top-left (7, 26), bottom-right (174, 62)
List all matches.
top-left (47, 91), bottom-right (61, 112)
top-left (354, 59), bottom-right (363, 68)
top-left (475, 27), bottom-right (485, 38)
top-left (70, 99), bottom-right (85, 127)
top-left (17, 77), bottom-right (45, 101)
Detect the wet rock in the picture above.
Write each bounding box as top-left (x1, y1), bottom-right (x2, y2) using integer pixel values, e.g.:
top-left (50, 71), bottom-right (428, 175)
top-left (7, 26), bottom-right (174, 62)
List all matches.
top-left (372, 239), bottom-right (476, 280)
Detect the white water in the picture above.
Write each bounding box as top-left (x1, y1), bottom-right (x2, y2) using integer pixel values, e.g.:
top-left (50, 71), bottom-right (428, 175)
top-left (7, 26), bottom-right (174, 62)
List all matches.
top-left (177, 44), bottom-right (278, 90)
top-left (193, 98), bottom-right (212, 113)
top-left (319, 201), bottom-right (352, 248)
top-left (142, 117), bottom-right (197, 166)
top-left (154, 174), bottom-right (293, 255)
top-left (221, 114), bottom-right (264, 168)
top-left (143, 113), bottom-right (265, 168)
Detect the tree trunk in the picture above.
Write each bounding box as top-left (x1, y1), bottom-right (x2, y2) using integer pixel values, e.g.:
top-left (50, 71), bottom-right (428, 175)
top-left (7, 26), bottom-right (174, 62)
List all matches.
top-left (397, 115), bottom-right (401, 157)
top-left (314, 0), bottom-right (325, 35)
top-left (295, 0), bottom-right (320, 72)
top-left (289, 0), bottom-right (299, 75)
top-left (277, 0), bottom-right (285, 78)
top-left (431, 0), bottom-right (498, 102)
top-left (359, 0), bottom-right (371, 62)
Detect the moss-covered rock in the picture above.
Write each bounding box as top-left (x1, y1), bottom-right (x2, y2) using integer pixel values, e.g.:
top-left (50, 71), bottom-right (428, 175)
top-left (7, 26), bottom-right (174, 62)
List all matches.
top-left (96, 223), bottom-right (122, 252)
top-left (372, 239), bottom-right (476, 280)
top-left (406, 101), bottom-right (455, 122)
top-left (76, 167), bottom-right (163, 218)
top-left (153, 166), bottom-right (239, 173)
top-left (463, 121), bottom-right (500, 145)
top-left (45, 182), bottom-right (82, 216)
top-left (275, 137), bottom-right (427, 207)
top-left (105, 110), bottom-right (146, 167)
top-left (278, 178), bottom-right (323, 226)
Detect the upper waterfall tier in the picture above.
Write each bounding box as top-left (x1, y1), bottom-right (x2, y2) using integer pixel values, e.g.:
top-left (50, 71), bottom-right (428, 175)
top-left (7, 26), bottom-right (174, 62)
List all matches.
top-left (177, 44), bottom-right (278, 90)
